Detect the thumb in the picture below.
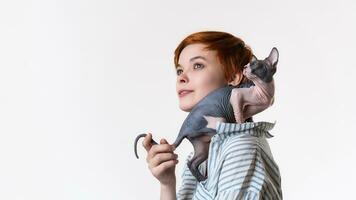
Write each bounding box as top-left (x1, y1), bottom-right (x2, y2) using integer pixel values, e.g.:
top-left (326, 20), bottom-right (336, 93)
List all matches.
top-left (160, 138), bottom-right (168, 144)
top-left (160, 138), bottom-right (176, 151)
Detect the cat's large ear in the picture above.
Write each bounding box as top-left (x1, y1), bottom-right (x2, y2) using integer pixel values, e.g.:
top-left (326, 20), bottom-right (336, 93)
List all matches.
top-left (267, 47), bottom-right (279, 67)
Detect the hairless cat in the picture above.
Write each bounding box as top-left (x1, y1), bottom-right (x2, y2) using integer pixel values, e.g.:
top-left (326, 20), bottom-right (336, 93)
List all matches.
top-left (134, 47), bottom-right (279, 182)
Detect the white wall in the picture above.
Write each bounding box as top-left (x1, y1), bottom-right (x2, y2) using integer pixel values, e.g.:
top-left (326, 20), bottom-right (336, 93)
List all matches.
top-left (1, 0), bottom-right (355, 199)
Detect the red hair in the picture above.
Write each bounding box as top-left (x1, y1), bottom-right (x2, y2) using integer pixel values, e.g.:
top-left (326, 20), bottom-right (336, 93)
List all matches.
top-left (174, 31), bottom-right (253, 84)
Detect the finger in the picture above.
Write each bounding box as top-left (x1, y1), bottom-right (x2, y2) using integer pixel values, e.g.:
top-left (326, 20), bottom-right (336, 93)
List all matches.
top-left (152, 159), bottom-right (179, 174)
top-left (142, 133), bottom-right (153, 152)
top-left (150, 152), bottom-right (178, 168)
top-left (151, 142), bottom-right (174, 155)
top-left (147, 143), bottom-right (175, 162)
top-left (160, 138), bottom-right (168, 144)
top-left (160, 138), bottom-right (176, 151)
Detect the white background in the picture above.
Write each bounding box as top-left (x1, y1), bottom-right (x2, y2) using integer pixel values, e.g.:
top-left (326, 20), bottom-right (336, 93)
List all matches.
top-left (1, 0), bottom-right (356, 199)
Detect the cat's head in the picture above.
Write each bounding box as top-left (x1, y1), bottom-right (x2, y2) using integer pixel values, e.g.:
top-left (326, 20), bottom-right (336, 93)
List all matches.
top-left (244, 47), bottom-right (279, 83)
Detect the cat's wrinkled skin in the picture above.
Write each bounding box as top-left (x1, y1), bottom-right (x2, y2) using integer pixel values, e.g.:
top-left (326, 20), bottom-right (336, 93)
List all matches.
top-left (134, 47), bottom-right (279, 182)
top-left (231, 47), bottom-right (279, 123)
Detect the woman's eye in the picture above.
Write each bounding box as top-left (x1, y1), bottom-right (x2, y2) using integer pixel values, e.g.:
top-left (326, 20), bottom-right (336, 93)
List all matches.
top-left (194, 63), bottom-right (204, 69)
top-left (176, 69), bottom-right (183, 75)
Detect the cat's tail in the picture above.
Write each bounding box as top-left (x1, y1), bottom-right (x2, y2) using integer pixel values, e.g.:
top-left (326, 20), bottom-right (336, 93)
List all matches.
top-left (172, 135), bottom-right (185, 149)
top-left (134, 133), bottom-right (158, 159)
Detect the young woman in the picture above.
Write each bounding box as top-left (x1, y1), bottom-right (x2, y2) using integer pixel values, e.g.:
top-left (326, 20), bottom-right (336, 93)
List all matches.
top-left (142, 31), bottom-right (282, 200)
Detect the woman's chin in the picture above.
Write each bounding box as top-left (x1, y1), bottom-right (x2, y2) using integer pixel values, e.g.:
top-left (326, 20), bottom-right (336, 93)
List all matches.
top-left (179, 103), bottom-right (193, 112)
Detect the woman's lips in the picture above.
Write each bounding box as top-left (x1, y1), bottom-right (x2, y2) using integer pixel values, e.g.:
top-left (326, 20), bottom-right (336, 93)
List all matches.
top-left (179, 90), bottom-right (193, 97)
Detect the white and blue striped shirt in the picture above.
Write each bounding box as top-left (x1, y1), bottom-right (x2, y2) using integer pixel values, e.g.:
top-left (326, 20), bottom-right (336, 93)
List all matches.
top-left (177, 121), bottom-right (282, 200)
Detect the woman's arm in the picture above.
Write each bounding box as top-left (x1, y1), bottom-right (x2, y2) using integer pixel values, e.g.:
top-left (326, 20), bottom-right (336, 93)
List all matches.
top-left (142, 133), bottom-right (178, 200)
top-left (160, 181), bottom-right (177, 200)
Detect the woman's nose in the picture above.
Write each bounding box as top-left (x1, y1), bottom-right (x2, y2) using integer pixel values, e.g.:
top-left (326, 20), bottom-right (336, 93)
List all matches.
top-left (178, 72), bottom-right (188, 83)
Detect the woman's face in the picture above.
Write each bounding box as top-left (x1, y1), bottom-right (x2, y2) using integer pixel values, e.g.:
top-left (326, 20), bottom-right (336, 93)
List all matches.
top-left (176, 43), bottom-right (228, 112)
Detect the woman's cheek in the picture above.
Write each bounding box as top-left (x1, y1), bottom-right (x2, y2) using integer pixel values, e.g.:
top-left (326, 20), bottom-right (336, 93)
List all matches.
top-left (206, 75), bottom-right (223, 91)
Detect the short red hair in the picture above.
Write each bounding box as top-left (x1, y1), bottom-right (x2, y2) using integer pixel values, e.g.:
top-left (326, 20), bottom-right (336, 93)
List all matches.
top-left (174, 31), bottom-right (253, 84)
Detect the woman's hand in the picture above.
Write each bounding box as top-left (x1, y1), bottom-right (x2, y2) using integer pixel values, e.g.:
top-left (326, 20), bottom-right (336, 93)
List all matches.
top-left (142, 133), bottom-right (179, 186)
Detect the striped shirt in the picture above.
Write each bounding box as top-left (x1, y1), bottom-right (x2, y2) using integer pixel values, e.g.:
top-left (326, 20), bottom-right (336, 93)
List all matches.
top-left (176, 121), bottom-right (282, 200)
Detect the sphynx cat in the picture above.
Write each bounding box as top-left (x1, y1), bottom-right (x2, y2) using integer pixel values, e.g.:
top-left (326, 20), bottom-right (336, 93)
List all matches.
top-left (134, 47), bottom-right (279, 182)
top-left (231, 47), bottom-right (278, 123)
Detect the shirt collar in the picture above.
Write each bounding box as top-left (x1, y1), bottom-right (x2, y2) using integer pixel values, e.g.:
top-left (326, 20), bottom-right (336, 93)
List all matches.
top-left (211, 121), bottom-right (276, 142)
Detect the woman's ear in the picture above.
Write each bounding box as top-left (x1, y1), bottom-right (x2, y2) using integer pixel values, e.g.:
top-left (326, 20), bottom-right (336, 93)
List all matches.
top-left (228, 73), bottom-right (243, 86)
